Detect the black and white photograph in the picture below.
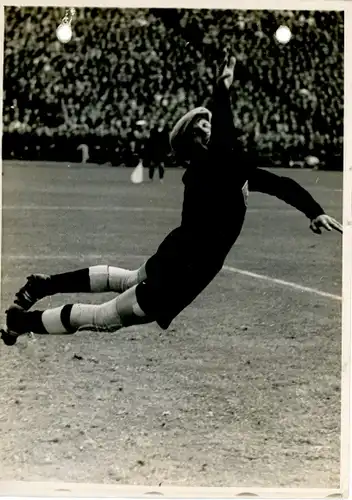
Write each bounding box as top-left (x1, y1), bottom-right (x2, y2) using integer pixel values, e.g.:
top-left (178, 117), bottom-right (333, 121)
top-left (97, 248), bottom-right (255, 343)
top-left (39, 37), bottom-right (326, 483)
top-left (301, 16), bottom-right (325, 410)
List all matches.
top-left (0, 2), bottom-right (348, 495)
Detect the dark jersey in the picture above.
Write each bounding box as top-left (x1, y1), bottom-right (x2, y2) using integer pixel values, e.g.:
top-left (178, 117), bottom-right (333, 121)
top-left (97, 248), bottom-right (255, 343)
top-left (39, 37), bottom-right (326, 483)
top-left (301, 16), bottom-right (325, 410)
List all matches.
top-left (137, 83), bottom-right (325, 330)
top-left (177, 82), bottom-right (251, 259)
top-left (248, 168), bottom-right (324, 220)
top-left (138, 81), bottom-right (252, 329)
top-left (138, 166), bottom-right (325, 330)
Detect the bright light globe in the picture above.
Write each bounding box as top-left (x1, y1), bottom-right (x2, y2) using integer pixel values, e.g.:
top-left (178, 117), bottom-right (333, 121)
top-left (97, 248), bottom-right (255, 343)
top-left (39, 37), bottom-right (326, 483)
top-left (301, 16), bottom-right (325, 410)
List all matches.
top-left (275, 26), bottom-right (292, 44)
top-left (56, 23), bottom-right (72, 43)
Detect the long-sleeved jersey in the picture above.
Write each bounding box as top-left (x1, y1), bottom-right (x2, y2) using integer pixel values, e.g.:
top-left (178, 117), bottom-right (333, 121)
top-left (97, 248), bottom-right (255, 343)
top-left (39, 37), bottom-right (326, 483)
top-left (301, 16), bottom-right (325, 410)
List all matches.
top-left (179, 81), bottom-right (250, 259)
top-left (248, 168), bottom-right (324, 220)
top-left (137, 83), bottom-right (325, 331)
top-left (140, 80), bottom-right (251, 328)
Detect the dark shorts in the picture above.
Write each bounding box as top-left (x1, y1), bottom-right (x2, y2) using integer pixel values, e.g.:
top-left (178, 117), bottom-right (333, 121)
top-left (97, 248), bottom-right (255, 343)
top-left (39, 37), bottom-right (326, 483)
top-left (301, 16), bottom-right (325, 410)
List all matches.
top-left (135, 225), bottom-right (238, 330)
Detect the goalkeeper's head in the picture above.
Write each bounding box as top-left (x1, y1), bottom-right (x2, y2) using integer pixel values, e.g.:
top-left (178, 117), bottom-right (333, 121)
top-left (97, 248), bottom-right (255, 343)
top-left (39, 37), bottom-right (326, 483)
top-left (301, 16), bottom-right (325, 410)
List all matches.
top-left (169, 107), bottom-right (212, 160)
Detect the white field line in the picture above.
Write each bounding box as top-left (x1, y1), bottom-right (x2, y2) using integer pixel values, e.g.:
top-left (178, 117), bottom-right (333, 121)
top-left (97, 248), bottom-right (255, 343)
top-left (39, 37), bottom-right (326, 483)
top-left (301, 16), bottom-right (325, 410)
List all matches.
top-left (0, 204), bottom-right (321, 215)
top-left (1, 253), bottom-right (341, 301)
top-left (2, 204), bottom-right (178, 213)
top-left (223, 265), bottom-right (342, 301)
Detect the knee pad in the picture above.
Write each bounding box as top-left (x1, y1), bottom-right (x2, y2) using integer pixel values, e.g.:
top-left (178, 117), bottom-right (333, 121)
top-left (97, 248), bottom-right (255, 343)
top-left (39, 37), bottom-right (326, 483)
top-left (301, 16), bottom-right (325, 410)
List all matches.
top-left (89, 265), bottom-right (144, 293)
top-left (89, 265), bottom-right (109, 292)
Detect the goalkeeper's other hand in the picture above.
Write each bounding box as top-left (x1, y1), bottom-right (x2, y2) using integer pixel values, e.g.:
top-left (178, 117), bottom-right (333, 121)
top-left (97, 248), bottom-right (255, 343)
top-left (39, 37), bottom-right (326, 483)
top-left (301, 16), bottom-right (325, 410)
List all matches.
top-left (310, 214), bottom-right (343, 234)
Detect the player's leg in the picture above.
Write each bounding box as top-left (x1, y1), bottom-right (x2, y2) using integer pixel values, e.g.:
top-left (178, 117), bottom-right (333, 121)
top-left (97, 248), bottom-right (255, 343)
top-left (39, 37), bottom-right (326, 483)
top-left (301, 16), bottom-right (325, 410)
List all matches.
top-left (159, 164), bottom-right (165, 182)
top-left (6, 282), bottom-right (154, 339)
top-left (15, 264), bottom-right (147, 310)
top-left (149, 164), bottom-right (155, 181)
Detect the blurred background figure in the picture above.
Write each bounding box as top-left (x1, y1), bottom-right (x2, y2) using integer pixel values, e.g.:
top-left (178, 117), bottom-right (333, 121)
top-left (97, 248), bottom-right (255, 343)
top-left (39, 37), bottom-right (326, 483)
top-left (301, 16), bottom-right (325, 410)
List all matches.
top-left (77, 143), bottom-right (89, 163)
top-left (143, 120), bottom-right (170, 182)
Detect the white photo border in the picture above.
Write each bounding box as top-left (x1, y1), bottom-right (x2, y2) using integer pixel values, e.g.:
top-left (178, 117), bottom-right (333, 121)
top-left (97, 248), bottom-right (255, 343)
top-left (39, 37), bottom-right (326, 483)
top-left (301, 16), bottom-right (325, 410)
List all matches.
top-left (0, 0), bottom-right (350, 498)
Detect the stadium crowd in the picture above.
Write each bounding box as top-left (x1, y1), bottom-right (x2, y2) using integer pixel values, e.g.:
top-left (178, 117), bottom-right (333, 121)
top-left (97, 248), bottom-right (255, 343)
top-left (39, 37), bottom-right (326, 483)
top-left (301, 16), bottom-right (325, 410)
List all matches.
top-left (3, 7), bottom-right (343, 168)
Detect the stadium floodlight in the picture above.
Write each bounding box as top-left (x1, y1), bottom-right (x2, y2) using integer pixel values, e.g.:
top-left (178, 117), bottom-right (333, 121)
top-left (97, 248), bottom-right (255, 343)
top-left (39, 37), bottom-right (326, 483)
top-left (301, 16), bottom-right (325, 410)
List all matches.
top-left (56, 7), bottom-right (76, 43)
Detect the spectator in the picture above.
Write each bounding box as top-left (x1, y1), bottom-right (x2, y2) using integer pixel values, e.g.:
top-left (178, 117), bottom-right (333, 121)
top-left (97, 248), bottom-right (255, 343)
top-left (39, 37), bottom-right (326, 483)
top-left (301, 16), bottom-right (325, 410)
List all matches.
top-left (3, 7), bottom-right (343, 168)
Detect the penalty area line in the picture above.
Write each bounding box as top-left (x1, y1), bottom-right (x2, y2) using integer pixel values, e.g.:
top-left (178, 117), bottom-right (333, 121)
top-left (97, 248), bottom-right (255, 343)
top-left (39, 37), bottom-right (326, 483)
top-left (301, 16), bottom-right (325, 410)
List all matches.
top-left (2, 205), bottom-right (302, 215)
top-left (223, 265), bottom-right (342, 301)
top-left (1, 204), bottom-right (179, 213)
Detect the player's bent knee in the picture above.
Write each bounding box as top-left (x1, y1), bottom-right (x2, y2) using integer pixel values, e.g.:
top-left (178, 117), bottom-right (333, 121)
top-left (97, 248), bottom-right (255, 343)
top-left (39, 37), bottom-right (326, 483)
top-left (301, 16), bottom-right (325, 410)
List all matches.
top-left (91, 285), bottom-right (154, 331)
top-left (93, 300), bottom-right (124, 332)
top-left (117, 285), bottom-right (154, 327)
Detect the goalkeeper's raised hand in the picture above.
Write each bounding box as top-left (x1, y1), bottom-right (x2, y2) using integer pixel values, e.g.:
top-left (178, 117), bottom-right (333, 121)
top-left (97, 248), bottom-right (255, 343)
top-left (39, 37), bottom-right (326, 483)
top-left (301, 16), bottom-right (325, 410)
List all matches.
top-left (218, 55), bottom-right (236, 90)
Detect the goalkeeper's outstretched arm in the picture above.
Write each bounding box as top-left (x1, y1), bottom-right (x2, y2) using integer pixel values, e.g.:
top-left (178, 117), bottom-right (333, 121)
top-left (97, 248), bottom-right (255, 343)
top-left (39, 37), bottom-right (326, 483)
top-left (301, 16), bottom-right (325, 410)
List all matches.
top-left (248, 168), bottom-right (342, 234)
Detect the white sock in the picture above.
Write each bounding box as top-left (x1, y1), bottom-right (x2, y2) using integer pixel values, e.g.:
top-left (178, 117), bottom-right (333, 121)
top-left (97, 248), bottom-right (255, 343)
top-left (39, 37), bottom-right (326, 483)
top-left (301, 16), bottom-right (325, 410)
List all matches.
top-left (41, 306), bottom-right (71, 334)
top-left (70, 301), bottom-right (122, 332)
top-left (40, 285), bottom-right (151, 334)
top-left (89, 264), bottom-right (147, 293)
